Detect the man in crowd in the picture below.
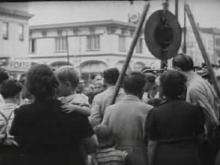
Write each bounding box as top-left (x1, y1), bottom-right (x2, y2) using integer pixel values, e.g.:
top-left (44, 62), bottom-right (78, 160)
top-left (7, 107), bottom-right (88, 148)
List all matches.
top-left (172, 53), bottom-right (220, 165)
top-left (55, 66), bottom-right (91, 116)
top-left (102, 72), bottom-right (152, 165)
top-left (89, 68), bottom-right (125, 127)
top-left (172, 54), bottom-right (219, 126)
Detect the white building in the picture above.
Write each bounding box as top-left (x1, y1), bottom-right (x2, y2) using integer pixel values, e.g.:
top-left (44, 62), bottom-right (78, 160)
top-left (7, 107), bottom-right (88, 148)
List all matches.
top-left (0, 6), bottom-right (33, 69)
top-left (186, 27), bottom-right (220, 66)
top-left (29, 20), bottom-right (160, 73)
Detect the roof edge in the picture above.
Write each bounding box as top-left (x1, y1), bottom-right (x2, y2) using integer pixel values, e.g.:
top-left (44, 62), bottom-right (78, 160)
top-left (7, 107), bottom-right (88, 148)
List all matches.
top-left (0, 6), bottom-right (34, 20)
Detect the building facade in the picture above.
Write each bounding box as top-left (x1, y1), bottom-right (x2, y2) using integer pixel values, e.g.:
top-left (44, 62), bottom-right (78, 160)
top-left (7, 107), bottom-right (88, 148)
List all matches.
top-left (186, 26), bottom-right (220, 66)
top-left (29, 20), bottom-right (160, 73)
top-left (0, 7), bottom-right (33, 69)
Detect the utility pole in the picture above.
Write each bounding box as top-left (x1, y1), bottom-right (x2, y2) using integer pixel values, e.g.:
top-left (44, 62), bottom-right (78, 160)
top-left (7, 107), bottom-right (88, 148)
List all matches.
top-left (183, 0), bottom-right (187, 54)
top-left (175, 0), bottom-right (178, 20)
top-left (160, 0), bottom-right (169, 69)
top-left (66, 30), bottom-right (70, 65)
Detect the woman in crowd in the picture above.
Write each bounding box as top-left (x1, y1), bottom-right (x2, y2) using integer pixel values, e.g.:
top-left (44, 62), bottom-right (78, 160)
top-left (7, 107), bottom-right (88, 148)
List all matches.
top-left (10, 64), bottom-right (98, 165)
top-left (145, 70), bottom-right (205, 165)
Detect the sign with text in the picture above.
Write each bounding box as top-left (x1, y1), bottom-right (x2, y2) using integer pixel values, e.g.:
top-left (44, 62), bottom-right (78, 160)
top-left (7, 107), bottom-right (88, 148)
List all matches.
top-left (5, 60), bottom-right (32, 72)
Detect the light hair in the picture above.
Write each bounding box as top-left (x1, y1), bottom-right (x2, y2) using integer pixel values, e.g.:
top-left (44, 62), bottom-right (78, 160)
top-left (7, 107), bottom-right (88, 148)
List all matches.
top-left (55, 66), bottom-right (79, 88)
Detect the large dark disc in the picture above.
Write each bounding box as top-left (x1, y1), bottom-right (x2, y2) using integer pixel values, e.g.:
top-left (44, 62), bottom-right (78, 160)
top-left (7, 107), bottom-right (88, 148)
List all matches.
top-left (144, 10), bottom-right (182, 60)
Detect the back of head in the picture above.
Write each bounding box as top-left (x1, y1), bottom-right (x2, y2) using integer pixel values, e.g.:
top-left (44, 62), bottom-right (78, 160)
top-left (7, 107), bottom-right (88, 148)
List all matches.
top-left (0, 79), bottom-right (22, 99)
top-left (103, 68), bottom-right (119, 85)
top-left (55, 66), bottom-right (79, 88)
top-left (0, 68), bottom-right (9, 85)
top-left (172, 53), bottom-right (194, 72)
top-left (123, 71), bottom-right (146, 96)
top-left (160, 70), bottom-right (187, 99)
top-left (26, 64), bottom-right (58, 101)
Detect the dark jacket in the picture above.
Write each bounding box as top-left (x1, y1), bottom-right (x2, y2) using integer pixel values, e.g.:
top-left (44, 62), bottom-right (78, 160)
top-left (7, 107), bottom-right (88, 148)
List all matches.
top-left (10, 99), bottom-right (94, 165)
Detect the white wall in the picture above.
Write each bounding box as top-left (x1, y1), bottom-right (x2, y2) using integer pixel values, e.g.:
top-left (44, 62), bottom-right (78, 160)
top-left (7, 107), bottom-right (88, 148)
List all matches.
top-left (0, 15), bottom-right (29, 58)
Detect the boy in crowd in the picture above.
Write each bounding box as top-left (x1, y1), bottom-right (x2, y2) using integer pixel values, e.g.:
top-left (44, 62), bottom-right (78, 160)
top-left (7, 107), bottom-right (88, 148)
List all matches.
top-left (94, 125), bottom-right (129, 165)
top-left (0, 68), bottom-right (9, 105)
top-left (0, 79), bottom-right (22, 138)
top-left (55, 66), bottom-right (90, 116)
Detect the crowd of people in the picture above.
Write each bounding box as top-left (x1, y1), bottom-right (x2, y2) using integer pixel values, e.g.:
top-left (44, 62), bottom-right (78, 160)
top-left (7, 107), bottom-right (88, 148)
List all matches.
top-left (0, 53), bottom-right (220, 165)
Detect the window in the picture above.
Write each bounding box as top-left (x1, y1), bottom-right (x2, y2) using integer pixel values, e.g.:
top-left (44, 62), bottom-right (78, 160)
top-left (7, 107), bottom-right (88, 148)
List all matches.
top-left (42, 31), bottom-right (47, 37)
top-left (55, 37), bottom-right (67, 52)
top-left (87, 35), bottom-right (100, 50)
top-left (2, 22), bottom-right (9, 40)
top-left (119, 35), bottom-right (126, 52)
top-left (18, 24), bottom-right (24, 41)
top-left (135, 38), bottom-right (143, 53)
top-left (215, 38), bottom-right (220, 47)
top-left (29, 39), bottom-right (36, 53)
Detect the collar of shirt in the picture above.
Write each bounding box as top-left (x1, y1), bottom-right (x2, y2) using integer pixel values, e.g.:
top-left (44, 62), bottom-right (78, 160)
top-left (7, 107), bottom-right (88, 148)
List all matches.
top-left (186, 71), bottom-right (199, 86)
top-left (122, 94), bottom-right (141, 102)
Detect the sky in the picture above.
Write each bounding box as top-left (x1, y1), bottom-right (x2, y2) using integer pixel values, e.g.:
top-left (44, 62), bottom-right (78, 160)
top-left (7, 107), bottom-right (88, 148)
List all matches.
top-left (1, 0), bottom-right (220, 28)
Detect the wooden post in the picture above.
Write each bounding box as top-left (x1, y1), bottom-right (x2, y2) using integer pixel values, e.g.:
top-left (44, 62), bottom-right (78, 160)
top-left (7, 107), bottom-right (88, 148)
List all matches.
top-left (160, 0), bottom-right (169, 69)
top-left (66, 30), bottom-right (70, 64)
top-left (175, 0), bottom-right (179, 20)
top-left (185, 4), bottom-right (220, 98)
top-left (110, 3), bottom-right (150, 105)
top-left (183, 0), bottom-right (187, 54)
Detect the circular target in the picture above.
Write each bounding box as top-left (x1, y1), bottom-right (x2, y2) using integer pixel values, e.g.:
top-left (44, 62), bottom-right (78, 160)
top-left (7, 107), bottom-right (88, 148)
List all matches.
top-left (144, 10), bottom-right (182, 60)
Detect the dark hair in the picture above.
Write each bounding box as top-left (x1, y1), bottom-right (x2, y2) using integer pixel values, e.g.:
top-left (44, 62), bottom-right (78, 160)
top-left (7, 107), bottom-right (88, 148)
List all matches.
top-left (26, 64), bottom-right (58, 100)
top-left (144, 73), bottom-right (156, 83)
top-left (103, 68), bottom-right (119, 85)
top-left (0, 68), bottom-right (9, 84)
top-left (0, 79), bottom-right (22, 99)
top-left (159, 70), bottom-right (187, 99)
top-left (123, 72), bottom-right (146, 96)
top-left (172, 53), bottom-right (194, 71)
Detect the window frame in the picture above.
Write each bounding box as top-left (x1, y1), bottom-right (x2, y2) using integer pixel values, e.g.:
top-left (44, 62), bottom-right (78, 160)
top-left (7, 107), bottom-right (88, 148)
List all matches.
top-left (86, 34), bottom-right (100, 51)
top-left (2, 22), bottom-right (9, 40)
top-left (29, 39), bottom-right (36, 54)
top-left (55, 36), bottom-right (67, 53)
top-left (18, 24), bottom-right (24, 41)
top-left (118, 35), bottom-right (126, 52)
top-left (135, 38), bottom-right (143, 54)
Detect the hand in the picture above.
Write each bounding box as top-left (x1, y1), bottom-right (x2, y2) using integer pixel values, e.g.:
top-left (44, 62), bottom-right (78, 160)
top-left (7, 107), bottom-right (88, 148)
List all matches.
top-left (61, 103), bottom-right (79, 114)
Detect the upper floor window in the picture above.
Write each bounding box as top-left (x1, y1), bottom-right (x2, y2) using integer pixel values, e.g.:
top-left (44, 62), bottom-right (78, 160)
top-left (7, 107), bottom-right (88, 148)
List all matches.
top-left (55, 37), bottom-right (67, 52)
top-left (29, 39), bottom-right (36, 53)
top-left (135, 38), bottom-right (143, 53)
top-left (18, 24), bottom-right (24, 41)
top-left (119, 35), bottom-right (126, 52)
top-left (2, 22), bottom-right (9, 40)
top-left (215, 38), bottom-right (220, 47)
top-left (42, 30), bottom-right (47, 37)
top-left (87, 35), bottom-right (100, 51)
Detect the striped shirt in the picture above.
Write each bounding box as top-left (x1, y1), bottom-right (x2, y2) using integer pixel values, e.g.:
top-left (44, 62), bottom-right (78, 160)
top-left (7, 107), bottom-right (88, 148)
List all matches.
top-left (95, 147), bottom-right (128, 165)
top-left (0, 103), bottom-right (17, 136)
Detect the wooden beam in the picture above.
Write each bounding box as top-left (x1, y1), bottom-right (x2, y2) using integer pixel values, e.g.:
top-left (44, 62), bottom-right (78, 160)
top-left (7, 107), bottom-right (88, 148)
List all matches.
top-left (175, 0), bottom-right (179, 20)
top-left (111, 2), bottom-right (150, 104)
top-left (183, 1), bottom-right (187, 54)
top-left (185, 4), bottom-right (220, 98)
